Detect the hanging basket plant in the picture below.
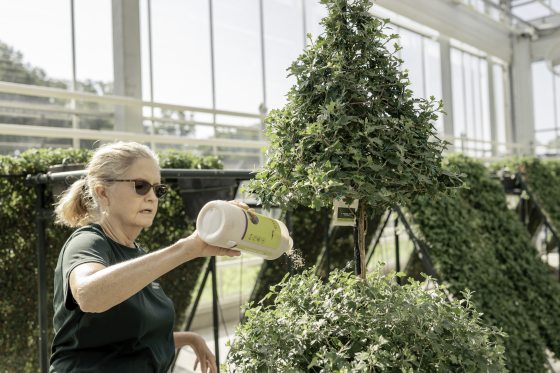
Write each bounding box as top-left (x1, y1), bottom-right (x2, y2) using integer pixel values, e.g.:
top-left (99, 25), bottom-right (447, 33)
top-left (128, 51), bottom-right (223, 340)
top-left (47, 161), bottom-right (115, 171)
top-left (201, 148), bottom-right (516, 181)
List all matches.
top-left (246, 0), bottom-right (461, 277)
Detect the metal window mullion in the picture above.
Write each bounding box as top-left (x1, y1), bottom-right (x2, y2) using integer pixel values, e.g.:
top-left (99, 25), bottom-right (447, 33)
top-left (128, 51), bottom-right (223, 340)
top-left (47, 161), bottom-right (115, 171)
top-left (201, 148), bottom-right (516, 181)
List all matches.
top-left (70, 0), bottom-right (80, 148)
top-left (208, 0), bottom-right (218, 157)
top-left (259, 0), bottom-right (267, 167)
top-left (302, 0), bottom-right (307, 48)
top-left (421, 36), bottom-right (427, 99)
top-left (487, 59), bottom-right (498, 156)
top-left (147, 0), bottom-right (156, 148)
top-left (554, 73), bottom-right (559, 154)
top-left (461, 50), bottom-right (469, 154)
top-left (477, 57), bottom-right (486, 155)
top-left (470, 55), bottom-right (479, 155)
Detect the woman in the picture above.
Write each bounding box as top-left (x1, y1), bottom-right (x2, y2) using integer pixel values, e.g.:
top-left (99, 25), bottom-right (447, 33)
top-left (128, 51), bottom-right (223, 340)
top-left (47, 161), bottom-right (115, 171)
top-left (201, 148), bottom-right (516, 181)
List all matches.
top-left (50, 141), bottom-right (241, 373)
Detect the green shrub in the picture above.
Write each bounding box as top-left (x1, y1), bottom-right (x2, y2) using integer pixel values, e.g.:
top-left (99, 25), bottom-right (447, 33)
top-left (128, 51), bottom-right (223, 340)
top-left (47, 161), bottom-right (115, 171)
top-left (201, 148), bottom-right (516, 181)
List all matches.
top-left (522, 158), bottom-right (560, 235)
top-left (408, 155), bottom-right (560, 371)
top-left (0, 147), bottom-right (221, 372)
top-left (227, 267), bottom-right (506, 372)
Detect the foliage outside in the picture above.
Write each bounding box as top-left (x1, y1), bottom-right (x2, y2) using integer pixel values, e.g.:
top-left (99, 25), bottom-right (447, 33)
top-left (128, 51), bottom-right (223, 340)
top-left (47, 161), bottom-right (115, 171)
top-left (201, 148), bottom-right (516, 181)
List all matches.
top-left (247, 0), bottom-right (460, 277)
top-left (408, 155), bottom-right (560, 371)
top-left (227, 267), bottom-right (506, 372)
top-left (0, 147), bottom-right (221, 372)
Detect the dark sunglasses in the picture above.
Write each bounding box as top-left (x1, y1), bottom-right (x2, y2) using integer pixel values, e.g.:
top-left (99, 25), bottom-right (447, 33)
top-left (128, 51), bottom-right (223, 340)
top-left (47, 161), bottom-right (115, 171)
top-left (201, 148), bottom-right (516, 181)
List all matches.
top-left (105, 179), bottom-right (168, 198)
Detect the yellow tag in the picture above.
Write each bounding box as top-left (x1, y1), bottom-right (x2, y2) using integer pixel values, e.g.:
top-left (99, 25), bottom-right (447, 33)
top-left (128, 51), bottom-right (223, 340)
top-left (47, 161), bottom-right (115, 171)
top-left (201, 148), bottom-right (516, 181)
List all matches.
top-left (241, 210), bottom-right (282, 250)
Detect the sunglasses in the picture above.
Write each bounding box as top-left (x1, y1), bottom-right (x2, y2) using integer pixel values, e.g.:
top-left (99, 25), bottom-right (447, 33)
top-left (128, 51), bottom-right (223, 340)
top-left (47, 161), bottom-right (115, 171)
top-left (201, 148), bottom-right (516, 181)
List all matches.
top-left (105, 179), bottom-right (168, 199)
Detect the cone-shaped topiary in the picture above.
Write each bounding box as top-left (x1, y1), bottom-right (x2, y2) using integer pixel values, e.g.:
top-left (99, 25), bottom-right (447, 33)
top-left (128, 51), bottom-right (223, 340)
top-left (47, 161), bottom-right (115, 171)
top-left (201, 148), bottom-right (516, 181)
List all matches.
top-left (247, 0), bottom-right (460, 277)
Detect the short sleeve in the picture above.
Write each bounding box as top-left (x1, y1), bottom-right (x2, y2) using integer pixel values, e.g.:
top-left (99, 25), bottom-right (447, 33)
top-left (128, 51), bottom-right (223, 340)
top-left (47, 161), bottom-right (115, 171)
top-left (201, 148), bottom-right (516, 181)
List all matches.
top-left (61, 230), bottom-right (112, 310)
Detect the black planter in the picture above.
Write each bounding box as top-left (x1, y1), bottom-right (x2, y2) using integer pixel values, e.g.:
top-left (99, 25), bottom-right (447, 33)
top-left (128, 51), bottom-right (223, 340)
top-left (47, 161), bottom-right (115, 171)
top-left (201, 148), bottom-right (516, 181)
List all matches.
top-left (177, 178), bottom-right (239, 222)
top-left (47, 163), bottom-right (86, 197)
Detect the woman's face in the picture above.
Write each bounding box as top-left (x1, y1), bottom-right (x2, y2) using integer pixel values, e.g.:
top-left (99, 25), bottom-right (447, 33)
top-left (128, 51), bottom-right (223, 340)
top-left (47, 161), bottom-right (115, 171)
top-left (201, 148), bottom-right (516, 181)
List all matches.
top-left (104, 157), bottom-right (161, 231)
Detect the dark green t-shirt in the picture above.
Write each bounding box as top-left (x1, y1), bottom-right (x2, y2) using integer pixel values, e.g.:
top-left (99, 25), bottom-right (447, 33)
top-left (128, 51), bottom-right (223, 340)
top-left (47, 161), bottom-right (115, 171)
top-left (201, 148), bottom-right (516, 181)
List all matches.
top-left (50, 224), bottom-right (175, 373)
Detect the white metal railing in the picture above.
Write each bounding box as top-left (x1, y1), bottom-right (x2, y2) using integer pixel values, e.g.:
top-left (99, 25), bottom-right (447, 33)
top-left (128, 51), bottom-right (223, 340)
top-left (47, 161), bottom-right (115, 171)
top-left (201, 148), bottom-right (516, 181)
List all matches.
top-left (1, 80), bottom-right (557, 160)
top-left (0, 81), bottom-right (266, 161)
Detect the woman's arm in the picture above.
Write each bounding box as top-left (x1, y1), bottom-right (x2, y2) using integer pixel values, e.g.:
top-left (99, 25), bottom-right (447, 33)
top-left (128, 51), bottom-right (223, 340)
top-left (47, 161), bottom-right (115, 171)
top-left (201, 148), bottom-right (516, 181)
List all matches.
top-left (174, 331), bottom-right (217, 373)
top-left (69, 233), bottom-right (239, 313)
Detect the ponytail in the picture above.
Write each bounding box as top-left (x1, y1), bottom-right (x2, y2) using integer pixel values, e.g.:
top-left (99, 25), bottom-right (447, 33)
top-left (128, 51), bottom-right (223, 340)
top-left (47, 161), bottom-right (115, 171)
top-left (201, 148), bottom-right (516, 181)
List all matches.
top-left (54, 178), bottom-right (96, 228)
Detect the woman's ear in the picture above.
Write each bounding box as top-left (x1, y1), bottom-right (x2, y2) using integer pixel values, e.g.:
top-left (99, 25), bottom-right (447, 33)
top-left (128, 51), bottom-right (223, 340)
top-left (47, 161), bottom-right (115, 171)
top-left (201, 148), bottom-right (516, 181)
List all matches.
top-left (94, 184), bottom-right (110, 208)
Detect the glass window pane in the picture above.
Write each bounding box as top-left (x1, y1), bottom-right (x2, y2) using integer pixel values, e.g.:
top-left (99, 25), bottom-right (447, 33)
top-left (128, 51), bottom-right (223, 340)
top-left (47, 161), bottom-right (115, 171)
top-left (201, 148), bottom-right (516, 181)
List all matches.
top-left (214, 0), bottom-right (263, 114)
top-left (0, 0), bottom-right (72, 84)
top-left (263, 0), bottom-right (304, 111)
top-left (464, 53), bottom-right (475, 145)
top-left (74, 0), bottom-right (113, 93)
top-left (493, 64), bottom-right (507, 154)
top-left (451, 48), bottom-right (465, 143)
top-left (532, 61), bottom-right (555, 131)
top-left (424, 38), bottom-right (443, 134)
top-left (399, 28), bottom-right (424, 97)
top-left (535, 130), bottom-right (557, 155)
top-left (304, 0), bottom-right (327, 42)
top-left (479, 59), bottom-right (491, 155)
top-left (149, 0), bottom-right (213, 109)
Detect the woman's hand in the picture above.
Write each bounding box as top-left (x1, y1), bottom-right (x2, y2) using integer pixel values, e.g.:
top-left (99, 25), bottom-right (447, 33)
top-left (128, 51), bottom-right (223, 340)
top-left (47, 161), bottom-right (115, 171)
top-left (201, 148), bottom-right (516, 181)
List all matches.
top-left (226, 199), bottom-right (251, 211)
top-left (185, 232), bottom-right (241, 258)
top-left (181, 200), bottom-right (253, 258)
top-left (174, 332), bottom-right (217, 373)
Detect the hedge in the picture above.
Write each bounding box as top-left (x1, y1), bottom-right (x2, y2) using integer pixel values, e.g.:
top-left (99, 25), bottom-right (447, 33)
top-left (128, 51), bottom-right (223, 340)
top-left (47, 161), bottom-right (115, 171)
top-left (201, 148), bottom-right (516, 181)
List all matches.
top-left (408, 155), bottom-right (560, 371)
top-left (521, 158), bottom-right (560, 238)
top-left (0, 147), bottom-right (222, 372)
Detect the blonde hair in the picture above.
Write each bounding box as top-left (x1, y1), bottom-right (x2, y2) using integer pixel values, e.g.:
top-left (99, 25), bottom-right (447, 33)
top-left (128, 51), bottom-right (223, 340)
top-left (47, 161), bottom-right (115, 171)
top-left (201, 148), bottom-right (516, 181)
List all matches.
top-left (54, 141), bottom-right (159, 227)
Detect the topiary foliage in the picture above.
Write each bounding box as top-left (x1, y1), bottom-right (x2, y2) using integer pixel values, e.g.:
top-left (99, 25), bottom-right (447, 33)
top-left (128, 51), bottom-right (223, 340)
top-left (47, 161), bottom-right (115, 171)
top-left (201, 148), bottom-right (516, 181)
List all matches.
top-left (227, 267), bottom-right (506, 372)
top-left (408, 155), bottom-right (560, 371)
top-left (247, 0), bottom-right (460, 277)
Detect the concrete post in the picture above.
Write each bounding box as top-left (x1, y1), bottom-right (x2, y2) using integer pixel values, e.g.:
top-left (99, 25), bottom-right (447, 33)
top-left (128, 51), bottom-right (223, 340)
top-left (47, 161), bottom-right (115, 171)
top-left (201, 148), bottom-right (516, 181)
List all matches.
top-left (112, 0), bottom-right (143, 133)
top-left (510, 34), bottom-right (535, 155)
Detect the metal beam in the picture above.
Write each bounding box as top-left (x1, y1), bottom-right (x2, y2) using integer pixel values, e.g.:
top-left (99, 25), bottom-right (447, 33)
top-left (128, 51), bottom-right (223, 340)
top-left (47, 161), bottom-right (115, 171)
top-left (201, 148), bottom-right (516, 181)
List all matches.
top-left (0, 81), bottom-right (262, 119)
top-left (532, 28), bottom-right (560, 60)
top-left (375, 0), bottom-right (512, 62)
top-left (0, 123), bottom-right (267, 149)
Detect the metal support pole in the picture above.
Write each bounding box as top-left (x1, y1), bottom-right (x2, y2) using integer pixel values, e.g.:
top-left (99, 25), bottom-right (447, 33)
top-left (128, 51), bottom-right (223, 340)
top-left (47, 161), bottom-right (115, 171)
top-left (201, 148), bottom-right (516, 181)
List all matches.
top-left (353, 226), bottom-right (360, 276)
top-left (185, 260), bottom-right (212, 331)
top-left (367, 212), bottom-right (392, 265)
top-left (395, 216), bottom-right (401, 285)
top-left (210, 256), bottom-right (220, 372)
top-left (285, 211), bottom-right (294, 275)
top-left (35, 182), bottom-right (49, 373)
top-left (323, 209), bottom-right (330, 276)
